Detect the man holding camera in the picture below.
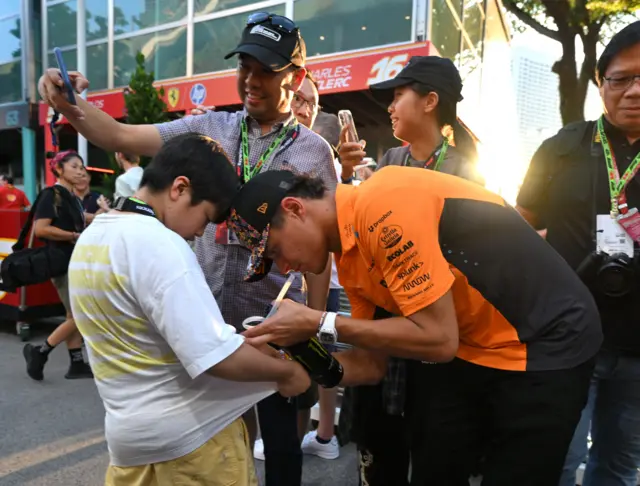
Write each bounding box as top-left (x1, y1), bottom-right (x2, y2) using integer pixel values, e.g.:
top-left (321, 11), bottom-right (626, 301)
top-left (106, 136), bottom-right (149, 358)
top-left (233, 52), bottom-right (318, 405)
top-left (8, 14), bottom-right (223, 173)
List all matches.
top-left (517, 21), bottom-right (640, 486)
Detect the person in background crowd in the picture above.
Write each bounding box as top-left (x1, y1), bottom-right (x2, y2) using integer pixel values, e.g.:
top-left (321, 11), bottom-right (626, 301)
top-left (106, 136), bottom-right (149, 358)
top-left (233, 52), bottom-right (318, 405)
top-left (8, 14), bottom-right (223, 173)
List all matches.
top-left (114, 152), bottom-right (143, 200)
top-left (0, 175), bottom-right (30, 210)
top-left (22, 150), bottom-right (92, 381)
top-left (70, 133), bottom-right (310, 486)
top-left (339, 56), bottom-right (484, 186)
top-left (517, 21), bottom-right (640, 486)
top-left (354, 159), bottom-right (376, 183)
top-left (232, 164), bottom-right (602, 486)
top-left (74, 166), bottom-right (108, 217)
top-left (336, 56), bottom-right (485, 485)
top-left (37, 13), bottom-right (335, 486)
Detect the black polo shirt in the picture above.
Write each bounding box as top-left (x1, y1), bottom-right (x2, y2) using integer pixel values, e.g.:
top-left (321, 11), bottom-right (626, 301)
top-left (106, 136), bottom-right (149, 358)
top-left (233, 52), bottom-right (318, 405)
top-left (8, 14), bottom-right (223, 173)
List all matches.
top-left (518, 118), bottom-right (640, 354)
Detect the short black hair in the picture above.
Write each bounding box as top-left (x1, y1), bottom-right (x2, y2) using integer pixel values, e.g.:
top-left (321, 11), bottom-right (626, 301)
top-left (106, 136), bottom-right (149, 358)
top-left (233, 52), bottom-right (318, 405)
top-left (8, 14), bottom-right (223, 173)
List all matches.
top-left (271, 174), bottom-right (326, 228)
top-left (2, 175), bottom-right (14, 185)
top-left (596, 20), bottom-right (640, 85)
top-left (118, 152), bottom-right (140, 164)
top-left (140, 133), bottom-right (241, 221)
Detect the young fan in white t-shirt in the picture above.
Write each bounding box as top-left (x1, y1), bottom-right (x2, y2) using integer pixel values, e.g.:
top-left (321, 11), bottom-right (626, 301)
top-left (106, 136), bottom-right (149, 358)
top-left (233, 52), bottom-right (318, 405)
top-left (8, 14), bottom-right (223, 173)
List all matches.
top-left (69, 133), bottom-right (310, 485)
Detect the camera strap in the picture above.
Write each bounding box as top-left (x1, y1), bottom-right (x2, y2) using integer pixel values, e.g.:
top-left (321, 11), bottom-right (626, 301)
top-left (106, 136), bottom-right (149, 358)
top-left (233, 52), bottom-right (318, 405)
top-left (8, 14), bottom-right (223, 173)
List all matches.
top-left (113, 197), bottom-right (157, 219)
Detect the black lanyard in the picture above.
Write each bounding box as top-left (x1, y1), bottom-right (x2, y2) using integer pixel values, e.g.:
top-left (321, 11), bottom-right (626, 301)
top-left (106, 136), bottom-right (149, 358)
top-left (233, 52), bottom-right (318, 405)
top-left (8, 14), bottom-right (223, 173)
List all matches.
top-left (114, 197), bottom-right (157, 218)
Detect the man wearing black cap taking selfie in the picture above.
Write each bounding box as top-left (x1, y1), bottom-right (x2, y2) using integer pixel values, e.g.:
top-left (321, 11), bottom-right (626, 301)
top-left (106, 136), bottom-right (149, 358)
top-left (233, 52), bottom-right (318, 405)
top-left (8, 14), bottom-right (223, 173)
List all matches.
top-left (37, 12), bottom-right (336, 486)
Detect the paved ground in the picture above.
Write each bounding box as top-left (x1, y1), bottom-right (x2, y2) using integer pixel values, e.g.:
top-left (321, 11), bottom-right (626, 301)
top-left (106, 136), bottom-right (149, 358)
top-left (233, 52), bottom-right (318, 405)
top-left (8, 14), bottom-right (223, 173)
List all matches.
top-left (0, 320), bottom-right (358, 486)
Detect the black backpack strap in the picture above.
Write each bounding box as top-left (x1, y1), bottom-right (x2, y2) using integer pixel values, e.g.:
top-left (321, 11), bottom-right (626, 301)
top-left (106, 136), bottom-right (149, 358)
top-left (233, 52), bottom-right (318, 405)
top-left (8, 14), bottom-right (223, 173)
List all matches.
top-left (12, 187), bottom-right (56, 252)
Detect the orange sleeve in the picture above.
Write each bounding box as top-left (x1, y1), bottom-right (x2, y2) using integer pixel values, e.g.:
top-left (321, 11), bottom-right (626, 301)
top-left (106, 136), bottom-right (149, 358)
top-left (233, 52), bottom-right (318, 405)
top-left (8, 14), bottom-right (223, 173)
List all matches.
top-left (354, 179), bottom-right (455, 316)
top-left (343, 288), bottom-right (376, 320)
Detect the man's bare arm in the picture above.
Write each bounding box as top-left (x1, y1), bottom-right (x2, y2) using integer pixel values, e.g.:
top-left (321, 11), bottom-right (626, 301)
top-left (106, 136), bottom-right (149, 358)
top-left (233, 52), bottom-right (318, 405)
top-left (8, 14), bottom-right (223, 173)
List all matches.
top-left (334, 348), bottom-right (388, 386)
top-left (39, 69), bottom-right (163, 155)
top-left (305, 255), bottom-right (332, 311)
top-left (335, 290), bottom-right (459, 362)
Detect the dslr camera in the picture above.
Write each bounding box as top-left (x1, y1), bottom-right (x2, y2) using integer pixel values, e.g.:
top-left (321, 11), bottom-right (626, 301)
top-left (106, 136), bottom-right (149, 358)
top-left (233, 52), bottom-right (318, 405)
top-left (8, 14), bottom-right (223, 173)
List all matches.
top-left (576, 250), bottom-right (639, 298)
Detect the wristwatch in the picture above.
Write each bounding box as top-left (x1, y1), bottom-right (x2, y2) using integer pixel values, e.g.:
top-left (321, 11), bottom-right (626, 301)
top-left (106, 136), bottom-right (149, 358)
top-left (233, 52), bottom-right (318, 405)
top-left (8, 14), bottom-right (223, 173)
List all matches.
top-left (318, 311), bottom-right (338, 345)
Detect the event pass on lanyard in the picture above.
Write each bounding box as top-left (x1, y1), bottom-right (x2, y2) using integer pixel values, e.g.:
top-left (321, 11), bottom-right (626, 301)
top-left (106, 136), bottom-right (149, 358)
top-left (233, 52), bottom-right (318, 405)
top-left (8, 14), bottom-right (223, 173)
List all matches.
top-left (598, 117), bottom-right (640, 248)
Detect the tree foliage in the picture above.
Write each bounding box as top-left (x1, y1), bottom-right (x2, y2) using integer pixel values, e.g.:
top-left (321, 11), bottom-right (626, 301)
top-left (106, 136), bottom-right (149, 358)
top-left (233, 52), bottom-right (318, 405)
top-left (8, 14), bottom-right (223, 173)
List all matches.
top-left (503, 0), bottom-right (640, 124)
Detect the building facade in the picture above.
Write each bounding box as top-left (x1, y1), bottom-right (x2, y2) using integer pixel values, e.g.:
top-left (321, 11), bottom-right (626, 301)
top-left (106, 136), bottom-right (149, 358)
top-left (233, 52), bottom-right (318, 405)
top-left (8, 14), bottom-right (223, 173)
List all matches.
top-left (1, 0), bottom-right (511, 194)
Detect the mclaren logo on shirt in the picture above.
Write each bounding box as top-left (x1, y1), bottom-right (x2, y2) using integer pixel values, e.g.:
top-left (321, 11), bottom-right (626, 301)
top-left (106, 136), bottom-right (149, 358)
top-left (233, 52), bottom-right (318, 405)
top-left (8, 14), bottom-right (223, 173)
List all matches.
top-left (397, 261), bottom-right (423, 280)
top-left (368, 211), bottom-right (392, 232)
top-left (386, 241), bottom-right (414, 262)
top-left (402, 273), bottom-right (431, 292)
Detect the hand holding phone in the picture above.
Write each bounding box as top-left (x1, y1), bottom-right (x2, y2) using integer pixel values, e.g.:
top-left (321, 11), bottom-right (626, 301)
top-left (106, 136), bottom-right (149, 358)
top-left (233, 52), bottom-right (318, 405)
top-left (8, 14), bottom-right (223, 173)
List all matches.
top-left (338, 110), bottom-right (359, 144)
top-left (53, 47), bottom-right (77, 106)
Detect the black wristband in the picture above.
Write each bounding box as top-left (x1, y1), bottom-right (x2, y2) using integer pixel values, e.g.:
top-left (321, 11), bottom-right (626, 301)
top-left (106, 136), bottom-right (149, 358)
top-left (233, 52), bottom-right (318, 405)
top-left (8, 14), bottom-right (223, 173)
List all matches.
top-left (341, 176), bottom-right (354, 184)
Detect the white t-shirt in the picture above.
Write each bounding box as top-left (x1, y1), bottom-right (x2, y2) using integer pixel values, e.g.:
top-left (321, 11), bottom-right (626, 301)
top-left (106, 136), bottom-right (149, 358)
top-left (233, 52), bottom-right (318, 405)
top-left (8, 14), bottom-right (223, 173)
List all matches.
top-left (114, 166), bottom-right (143, 199)
top-left (330, 159), bottom-right (343, 290)
top-left (68, 213), bottom-right (274, 467)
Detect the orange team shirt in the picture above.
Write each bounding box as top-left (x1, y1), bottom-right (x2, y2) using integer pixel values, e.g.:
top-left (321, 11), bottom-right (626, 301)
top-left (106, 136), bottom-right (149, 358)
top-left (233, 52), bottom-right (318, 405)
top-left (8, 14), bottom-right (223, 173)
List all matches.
top-left (0, 185), bottom-right (30, 210)
top-left (335, 165), bottom-right (602, 372)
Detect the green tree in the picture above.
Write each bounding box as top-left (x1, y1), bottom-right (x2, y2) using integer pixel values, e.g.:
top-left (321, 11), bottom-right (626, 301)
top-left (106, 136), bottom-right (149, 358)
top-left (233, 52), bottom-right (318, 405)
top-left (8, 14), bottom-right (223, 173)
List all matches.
top-left (124, 51), bottom-right (168, 163)
top-left (503, 0), bottom-right (640, 125)
top-left (102, 51), bottom-right (168, 195)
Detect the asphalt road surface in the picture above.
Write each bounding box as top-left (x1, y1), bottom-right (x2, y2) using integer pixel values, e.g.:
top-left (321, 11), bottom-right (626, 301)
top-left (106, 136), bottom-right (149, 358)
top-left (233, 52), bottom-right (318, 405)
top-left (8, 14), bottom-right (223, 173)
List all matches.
top-left (0, 321), bottom-right (359, 486)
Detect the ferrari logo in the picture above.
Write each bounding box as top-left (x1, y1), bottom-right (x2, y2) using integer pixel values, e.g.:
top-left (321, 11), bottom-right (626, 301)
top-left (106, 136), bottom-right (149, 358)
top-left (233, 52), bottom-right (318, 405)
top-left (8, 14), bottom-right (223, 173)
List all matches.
top-left (168, 88), bottom-right (180, 108)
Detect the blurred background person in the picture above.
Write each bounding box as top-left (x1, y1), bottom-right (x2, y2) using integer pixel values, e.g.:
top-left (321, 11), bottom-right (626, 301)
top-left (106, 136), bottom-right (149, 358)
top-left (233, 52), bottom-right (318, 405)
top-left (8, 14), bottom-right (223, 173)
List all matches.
top-left (23, 150), bottom-right (92, 381)
top-left (114, 152), bottom-right (143, 200)
top-left (0, 175), bottom-right (30, 210)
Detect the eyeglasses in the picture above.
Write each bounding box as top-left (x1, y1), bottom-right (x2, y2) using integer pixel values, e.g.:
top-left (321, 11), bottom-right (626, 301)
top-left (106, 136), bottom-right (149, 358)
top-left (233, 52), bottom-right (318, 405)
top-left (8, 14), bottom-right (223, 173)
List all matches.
top-left (292, 93), bottom-right (320, 113)
top-left (604, 74), bottom-right (640, 91)
top-left (246, 12), bottom-right (297, 34)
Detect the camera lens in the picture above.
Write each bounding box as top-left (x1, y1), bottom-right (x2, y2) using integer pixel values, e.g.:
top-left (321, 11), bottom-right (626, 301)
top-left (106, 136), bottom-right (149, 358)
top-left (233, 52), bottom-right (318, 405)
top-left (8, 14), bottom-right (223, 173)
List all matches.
top-left (598, 263), bottom-right (634, 298)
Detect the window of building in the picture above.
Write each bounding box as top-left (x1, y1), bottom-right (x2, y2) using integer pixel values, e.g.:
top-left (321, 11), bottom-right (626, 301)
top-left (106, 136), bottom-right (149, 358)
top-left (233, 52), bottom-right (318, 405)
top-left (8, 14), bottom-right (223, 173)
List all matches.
top-left (114, 0), bottom-right (187, 35)
top-left (0, 60), bottom-right (22, 104)
top-left (194, 0), bottom-right (262, 17)
top-left (0, 15), bottom-right (21, 65)
top-left (193, 5), bottom-right (286, 75)
top-left (294, 0), bottom-right (413, 57)
top-left (430, 0), bottom-right (462, 59)
top-left (463, 0), bottom-right (484, 54)
top-left (114, 26), bottom-right (187, 86)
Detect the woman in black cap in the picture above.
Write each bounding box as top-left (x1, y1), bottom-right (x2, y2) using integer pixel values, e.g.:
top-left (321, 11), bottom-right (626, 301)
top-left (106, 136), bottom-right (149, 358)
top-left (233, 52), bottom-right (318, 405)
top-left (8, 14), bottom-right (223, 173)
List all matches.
top-left (338, 55), bottom-right (483, 185)
top-left (337, 56), bottom-right (485, 486)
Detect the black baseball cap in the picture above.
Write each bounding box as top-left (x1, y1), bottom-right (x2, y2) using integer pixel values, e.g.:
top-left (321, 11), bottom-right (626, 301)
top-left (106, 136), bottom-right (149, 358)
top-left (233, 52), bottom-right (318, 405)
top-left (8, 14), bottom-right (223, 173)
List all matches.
top-left (369, 56), bottom-right (463, 106)
top-left (225, 12), bottom-right (306, 72)
top-left (227, 170), bottom-right (298, 282)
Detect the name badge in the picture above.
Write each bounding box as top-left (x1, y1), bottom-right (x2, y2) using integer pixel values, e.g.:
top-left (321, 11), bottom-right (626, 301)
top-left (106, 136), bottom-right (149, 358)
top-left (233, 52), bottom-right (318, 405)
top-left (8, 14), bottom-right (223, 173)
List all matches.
top-left (597, 214), bottom-right (634, 257)
top-left (617, 207), bottom-right (640, 244)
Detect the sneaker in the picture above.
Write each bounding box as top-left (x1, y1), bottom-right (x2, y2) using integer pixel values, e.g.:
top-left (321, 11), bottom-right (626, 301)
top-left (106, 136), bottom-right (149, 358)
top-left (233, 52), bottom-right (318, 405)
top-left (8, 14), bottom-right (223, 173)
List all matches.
top-left (301, 430), bottom-right (340, 460)
top-left (253, 438), bottom-right (265, 461)
top-left (65, 361), bottom-right (94, 379)
top-left (23, 344), bottom-right (48, 381)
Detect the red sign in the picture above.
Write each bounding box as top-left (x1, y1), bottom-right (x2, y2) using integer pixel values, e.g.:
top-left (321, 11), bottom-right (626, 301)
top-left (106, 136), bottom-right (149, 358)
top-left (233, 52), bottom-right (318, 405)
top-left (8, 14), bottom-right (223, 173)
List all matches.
top-left (40, 42), bottom-right (434, 126)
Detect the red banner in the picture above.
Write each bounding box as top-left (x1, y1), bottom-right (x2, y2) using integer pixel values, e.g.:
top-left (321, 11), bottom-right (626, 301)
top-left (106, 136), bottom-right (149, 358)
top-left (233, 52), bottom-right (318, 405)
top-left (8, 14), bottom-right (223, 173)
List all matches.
top-left (40, 42), bottom-right (434, 126)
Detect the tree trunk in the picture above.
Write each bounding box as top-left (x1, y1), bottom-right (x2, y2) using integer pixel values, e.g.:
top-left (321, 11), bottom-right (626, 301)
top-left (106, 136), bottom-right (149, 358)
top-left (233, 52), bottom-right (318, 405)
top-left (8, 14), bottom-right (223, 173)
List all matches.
top-left (553, 33), bottom-right (585, 125)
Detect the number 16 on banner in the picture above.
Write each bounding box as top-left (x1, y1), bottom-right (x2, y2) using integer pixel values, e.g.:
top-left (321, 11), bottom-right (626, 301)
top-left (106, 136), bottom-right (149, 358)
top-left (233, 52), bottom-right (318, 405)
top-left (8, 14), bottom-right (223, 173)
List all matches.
top-left (367, 54), bottom-right (409, 85)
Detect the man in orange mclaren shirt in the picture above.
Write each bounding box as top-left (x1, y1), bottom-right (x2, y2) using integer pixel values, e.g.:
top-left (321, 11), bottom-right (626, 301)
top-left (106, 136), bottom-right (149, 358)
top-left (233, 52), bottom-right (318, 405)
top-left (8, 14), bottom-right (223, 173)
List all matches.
top-left (0, 175), bottom-right (30, 210)
top-left (227, 166), bottom-right (603, 486)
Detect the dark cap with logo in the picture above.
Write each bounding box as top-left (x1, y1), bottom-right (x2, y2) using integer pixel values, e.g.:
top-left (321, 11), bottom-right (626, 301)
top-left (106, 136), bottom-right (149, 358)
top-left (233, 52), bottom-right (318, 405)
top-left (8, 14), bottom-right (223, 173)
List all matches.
top-left (225, 12), bottom-right (306, 72)
top-left (227, 170), bottom-right (297, 282)
top-left (369, 56), bottom-right (464, 109)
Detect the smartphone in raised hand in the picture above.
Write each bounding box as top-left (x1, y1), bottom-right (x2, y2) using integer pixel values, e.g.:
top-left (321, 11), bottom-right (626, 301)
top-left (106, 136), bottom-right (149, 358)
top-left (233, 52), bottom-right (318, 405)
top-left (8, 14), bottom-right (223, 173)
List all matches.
top-left (53, 47), bottom-right (77, 105)
top-left (338, 110), bottom-right (359, 144)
